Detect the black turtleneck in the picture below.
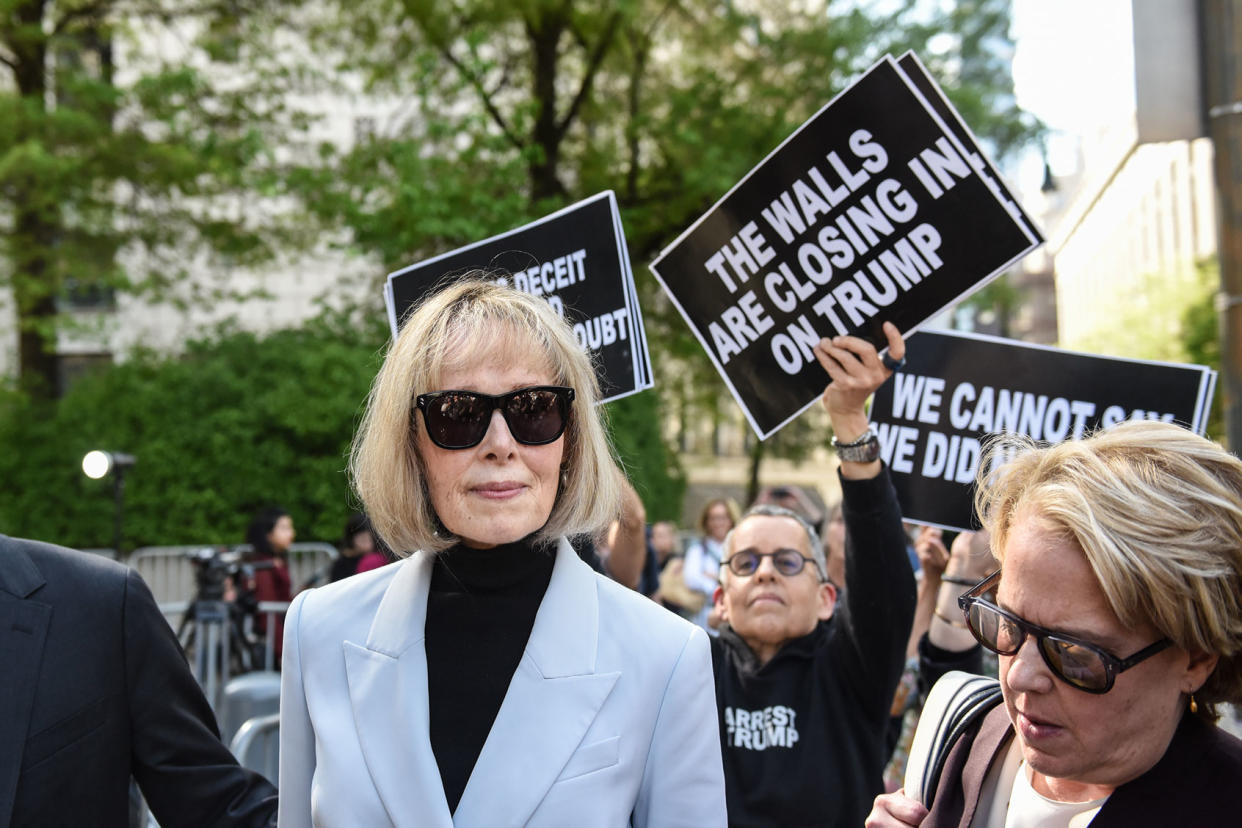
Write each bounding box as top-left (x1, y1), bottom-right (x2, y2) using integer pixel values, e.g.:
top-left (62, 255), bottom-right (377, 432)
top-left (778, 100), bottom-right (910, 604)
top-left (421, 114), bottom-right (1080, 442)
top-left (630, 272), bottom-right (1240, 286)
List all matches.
top-left (424, 536), bottom-right (556, 814)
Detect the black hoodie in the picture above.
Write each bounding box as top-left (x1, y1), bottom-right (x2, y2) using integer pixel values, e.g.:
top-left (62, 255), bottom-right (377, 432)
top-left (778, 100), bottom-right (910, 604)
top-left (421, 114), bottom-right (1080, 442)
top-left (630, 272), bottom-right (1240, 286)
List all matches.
top-left (710, 466), bottom-right (916, 827)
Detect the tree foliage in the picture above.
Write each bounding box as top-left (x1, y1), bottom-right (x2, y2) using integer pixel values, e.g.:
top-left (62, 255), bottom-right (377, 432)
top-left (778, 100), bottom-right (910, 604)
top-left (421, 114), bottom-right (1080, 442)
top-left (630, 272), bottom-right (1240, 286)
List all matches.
top-left (0, 0), bottom-right (315, 396)
top-left (1071, 258), bottom-right (1223, 439)
top-left (0, 313), bottom-right (384, 550)
top-left (290, 0), bottom-right (1040, 503)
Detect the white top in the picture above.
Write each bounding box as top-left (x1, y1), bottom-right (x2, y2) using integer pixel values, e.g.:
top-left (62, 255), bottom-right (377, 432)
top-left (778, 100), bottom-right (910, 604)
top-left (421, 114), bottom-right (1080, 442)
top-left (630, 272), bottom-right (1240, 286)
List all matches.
top-left (683, 537), bottom-right (725, 629)
top-left (998, 758), bottom-right (1107, 828)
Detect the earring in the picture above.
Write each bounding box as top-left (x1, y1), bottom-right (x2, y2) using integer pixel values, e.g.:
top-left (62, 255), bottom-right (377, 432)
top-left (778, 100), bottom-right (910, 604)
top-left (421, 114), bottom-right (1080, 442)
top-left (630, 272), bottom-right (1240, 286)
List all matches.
top-left (1190, 694), bottom-right (1199, 714)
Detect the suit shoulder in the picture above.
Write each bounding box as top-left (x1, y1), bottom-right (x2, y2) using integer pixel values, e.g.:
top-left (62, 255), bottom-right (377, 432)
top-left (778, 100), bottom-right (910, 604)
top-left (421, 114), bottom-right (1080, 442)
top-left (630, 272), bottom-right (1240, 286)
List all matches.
top-left (2, 534), bottom-right (130, 596)
top-left (595, 571), bottom-right (701, 646)
top-left (290, 560), bottom-right (403, 638)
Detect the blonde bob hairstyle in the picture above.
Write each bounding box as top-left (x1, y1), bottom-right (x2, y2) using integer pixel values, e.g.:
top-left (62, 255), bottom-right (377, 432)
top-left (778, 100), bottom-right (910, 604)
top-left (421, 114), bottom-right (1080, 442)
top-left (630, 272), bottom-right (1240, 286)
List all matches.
top-left (974, 420), bottom-right (1242, 716)
top-left (349, 277), bottom-right (622, 555)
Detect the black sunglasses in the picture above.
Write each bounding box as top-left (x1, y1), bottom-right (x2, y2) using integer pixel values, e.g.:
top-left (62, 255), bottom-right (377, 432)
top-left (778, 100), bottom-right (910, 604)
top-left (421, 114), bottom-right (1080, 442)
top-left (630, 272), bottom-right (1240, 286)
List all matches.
top-left (414, 386), bottom-right (575, 450)
top-left (958, 570), bottom-right (1171, 694)
top-left (725, 549), bottom-right (825, 581)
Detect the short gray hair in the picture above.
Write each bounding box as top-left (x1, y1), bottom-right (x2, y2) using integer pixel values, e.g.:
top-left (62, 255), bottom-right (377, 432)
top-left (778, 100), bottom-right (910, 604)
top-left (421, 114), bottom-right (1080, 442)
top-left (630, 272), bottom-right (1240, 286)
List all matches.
top-left (721, 504), bottom-right (826, 582)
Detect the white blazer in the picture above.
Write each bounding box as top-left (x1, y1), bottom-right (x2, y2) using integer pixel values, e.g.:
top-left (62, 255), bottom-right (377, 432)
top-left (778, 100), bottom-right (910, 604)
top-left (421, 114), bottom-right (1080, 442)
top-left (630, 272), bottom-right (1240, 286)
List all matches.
top-left (278, 537), bottom-right (727, 827)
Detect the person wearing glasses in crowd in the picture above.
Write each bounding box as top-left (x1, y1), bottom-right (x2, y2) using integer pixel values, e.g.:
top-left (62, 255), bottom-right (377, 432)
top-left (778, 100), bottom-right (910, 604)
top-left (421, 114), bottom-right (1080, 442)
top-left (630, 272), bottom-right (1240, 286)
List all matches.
top-left (277, 279), bottom-right (725, 827)
top-left (709, 322), bottom-right (917, 827)
top-left (867, 421), bottom-right (1242, 827)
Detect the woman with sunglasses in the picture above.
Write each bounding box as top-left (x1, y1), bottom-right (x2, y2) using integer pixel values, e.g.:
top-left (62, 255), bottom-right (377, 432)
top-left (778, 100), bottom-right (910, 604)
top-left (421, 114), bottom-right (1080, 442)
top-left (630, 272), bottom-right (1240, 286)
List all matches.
top-left (867, 421), bottom-right (1242, 827)
top-left (277, 279), bottom-right (725, 827)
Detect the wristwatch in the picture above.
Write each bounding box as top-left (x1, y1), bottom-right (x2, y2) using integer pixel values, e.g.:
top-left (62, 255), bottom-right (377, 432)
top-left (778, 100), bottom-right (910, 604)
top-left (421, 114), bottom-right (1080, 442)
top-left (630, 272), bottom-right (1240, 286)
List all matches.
top-left (832, 427), bottom-right (881, 463)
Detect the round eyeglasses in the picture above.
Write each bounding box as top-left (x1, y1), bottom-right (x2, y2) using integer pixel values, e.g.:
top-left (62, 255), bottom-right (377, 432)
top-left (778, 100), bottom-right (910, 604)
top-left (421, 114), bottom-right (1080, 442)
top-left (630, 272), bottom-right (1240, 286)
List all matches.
top-left (957, 570), bottom-right (1171, 694)
top-left (724, 549), bottom-right (825, 581)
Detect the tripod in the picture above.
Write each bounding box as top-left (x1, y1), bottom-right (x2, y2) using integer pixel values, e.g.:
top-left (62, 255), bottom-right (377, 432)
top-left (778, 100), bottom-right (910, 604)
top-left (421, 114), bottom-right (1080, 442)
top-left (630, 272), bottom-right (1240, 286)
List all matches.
top-left (177, 549), bottom-right (259, 709)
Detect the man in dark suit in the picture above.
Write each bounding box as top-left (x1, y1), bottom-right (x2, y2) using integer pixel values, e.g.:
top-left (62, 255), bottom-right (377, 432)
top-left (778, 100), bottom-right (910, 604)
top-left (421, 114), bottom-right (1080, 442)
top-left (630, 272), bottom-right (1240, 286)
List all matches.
top-left (0, 534), bottom-right (278, 828)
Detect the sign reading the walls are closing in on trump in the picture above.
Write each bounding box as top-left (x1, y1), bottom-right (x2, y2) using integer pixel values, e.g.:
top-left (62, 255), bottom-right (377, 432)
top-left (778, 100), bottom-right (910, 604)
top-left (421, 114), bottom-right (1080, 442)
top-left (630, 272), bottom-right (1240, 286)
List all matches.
top-left (384, 191), bottom-right (653, 404)
top-left (649, 54), bottom-right (1043, 439)
top-left (870, 329), bottom-right (1218, 532)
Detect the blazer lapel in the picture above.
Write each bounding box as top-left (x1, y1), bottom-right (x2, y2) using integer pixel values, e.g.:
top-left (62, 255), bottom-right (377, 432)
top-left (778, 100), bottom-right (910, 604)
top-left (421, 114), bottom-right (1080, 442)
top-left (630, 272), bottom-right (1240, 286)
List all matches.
top-left (0, 544), bottom-right (50, 827)
top-left (344, 553), bottom-right (453, 828)
top-left (453, 540), bottom-right (619, 828)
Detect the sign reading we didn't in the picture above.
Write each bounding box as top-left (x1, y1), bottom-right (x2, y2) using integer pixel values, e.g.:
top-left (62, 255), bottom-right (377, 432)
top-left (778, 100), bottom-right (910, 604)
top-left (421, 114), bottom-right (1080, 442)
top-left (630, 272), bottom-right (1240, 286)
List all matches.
top-left (650, 54), bottom-right (1042, 438)
top-left (871, 329), bottom-right (1218, 532)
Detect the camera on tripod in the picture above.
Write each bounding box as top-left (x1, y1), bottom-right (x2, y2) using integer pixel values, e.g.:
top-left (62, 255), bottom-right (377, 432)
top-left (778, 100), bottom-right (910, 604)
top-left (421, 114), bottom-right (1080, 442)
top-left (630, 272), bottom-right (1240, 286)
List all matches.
top-left (178, 548), bottom-right (278, 695)
top-left (185, 546), bottom-right (274, 607)
top-left (185, 546), bottom-right (245, 602)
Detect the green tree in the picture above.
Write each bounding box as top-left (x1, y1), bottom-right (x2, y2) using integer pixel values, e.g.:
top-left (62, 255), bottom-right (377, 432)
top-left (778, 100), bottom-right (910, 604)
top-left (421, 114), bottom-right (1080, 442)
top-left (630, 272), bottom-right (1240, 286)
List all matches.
top-left (1, 0), bottom-right (313, 397)
top-left (1071, 258), bottom-right (1223, 440)
top-left (0, 312), bottom-right (385, 550)
top-left (291, 0), bottom-right (1040, 512)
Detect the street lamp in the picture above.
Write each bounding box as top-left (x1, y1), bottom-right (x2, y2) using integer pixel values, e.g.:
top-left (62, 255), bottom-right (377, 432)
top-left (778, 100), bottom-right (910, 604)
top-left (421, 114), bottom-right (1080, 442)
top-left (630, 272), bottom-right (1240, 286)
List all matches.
top-left (82, 450), bottom-right (136, 556)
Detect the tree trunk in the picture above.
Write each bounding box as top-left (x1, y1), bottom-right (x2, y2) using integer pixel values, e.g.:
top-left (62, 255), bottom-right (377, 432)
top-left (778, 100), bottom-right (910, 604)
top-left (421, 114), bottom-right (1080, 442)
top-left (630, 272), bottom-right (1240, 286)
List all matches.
top-left (526, 11), bottom-right (567, 202)
top-left (745, 434), bottom-right (764, 506)
top-left (10, 0), bottom-right (60, 397)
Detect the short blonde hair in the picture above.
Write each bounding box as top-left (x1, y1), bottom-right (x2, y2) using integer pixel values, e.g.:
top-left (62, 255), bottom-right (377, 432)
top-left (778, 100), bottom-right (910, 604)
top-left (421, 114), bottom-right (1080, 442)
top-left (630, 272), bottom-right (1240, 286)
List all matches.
top-left (975, 420), bottom-right (1242, 713)
top-left (350, 277), bottom-right (622, 554)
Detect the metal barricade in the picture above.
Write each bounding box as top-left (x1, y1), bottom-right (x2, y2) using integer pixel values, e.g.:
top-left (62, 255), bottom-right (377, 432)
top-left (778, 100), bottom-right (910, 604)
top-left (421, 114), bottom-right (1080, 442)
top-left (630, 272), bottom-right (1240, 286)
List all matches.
top-left (128, 546), bottom-right (199, 629)
top-left (219, 671), bottom-right (283, 746)
top-left (229, 712), bottom-right (281, 785)
top-left (127, 542), bottom-right (336, 707)
top-left (232, 541), bottom-right (339, 593)
top-left (128, 542), bottom-right (338, 631)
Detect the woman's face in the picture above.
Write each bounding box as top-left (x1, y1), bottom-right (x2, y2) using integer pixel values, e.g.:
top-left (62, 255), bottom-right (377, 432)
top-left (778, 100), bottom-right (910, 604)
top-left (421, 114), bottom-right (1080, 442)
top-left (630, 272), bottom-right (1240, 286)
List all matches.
top-left (705, 503), bottom-right (733, 541)
top-left (350, 530), bottom-right (375, 557)
top-left (267, 515), bottom-right (295, 553)
top-left (417, 346), bottom-right (565, 549)
top-left (997, 509), bottom-right (1209, 801)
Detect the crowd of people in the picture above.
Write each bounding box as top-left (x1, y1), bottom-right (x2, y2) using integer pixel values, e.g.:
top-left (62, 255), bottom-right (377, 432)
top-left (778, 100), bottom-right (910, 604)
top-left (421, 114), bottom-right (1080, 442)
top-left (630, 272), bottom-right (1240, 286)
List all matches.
top-left (4, 277), bottom-right (1242, 827)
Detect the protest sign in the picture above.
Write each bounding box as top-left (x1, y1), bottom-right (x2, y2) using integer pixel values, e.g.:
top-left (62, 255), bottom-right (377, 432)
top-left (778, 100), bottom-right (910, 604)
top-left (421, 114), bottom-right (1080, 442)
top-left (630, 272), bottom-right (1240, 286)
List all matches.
top-left (870, 329), bottom-right (1218, 531)
top-left (385, 191), bottom-right (652, 403)
top-left (649, 55), bottom-right (1043, 438)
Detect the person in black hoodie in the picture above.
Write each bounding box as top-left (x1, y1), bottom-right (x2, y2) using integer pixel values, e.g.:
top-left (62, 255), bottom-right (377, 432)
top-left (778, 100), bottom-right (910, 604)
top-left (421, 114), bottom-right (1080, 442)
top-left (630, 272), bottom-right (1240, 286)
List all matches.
top-left (710, 321), bottom-right (917, 827)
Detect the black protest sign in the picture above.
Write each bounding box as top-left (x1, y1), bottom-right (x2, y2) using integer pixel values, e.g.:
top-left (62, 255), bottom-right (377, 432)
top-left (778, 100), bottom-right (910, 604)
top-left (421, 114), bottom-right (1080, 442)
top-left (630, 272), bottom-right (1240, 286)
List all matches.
top-left (649, 55), bottom-right (1042, 438)
top-left (385, 192), bottom-right (652, 403)
top-left (895, 52), bottom-right (1041, 241)
top-left (871, 329), bottom-right (1218, 531)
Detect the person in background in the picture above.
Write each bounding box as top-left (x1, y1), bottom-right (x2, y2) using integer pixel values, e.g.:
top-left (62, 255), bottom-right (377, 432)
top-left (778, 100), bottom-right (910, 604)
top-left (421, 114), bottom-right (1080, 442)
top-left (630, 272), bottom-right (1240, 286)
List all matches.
top-left (708, 322), bottom-right (916, 827)
top-left (868, 421), bottom-right (1242, 826)
top-left (1, 534), bottom-right (278, 827)
top-left (330, 512), bottom-right (376, 582)
top-left (245, 506), bottom-right (295, 663)
top-left (655, 520), bottom-right (706, 619)
top-left (599, 475), bottom-right (650, 591)
top-left (883, 527), bottom-right (996, 790)
top-left (822, 501), bottom-right (846, 590)
top-left (684, 497), bottom-right (740, 631)
top-left (651, 520), bottom-right (682, 567)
